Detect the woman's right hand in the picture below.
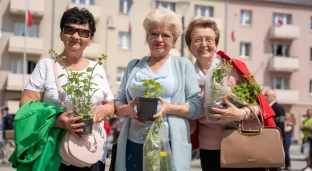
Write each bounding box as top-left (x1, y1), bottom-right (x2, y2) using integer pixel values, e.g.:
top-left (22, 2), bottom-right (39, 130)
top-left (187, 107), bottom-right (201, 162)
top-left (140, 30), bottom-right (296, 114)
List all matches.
top-left (127, 98), bottom-right (145, 124)
top-left (54, 110), bottom-right (84, 137)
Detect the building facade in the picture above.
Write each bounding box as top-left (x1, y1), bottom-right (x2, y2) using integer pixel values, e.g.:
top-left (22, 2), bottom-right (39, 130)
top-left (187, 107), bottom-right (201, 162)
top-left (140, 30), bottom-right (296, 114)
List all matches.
top-left (226, 0), bottom-right (312, 143)
top-left (0, 0), bottom-right (227, 114)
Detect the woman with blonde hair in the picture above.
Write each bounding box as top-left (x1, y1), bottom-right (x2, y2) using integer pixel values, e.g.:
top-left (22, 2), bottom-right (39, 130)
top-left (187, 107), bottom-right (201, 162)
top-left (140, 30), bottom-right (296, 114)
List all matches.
top-left (114, 8), bottom-right (201, 171)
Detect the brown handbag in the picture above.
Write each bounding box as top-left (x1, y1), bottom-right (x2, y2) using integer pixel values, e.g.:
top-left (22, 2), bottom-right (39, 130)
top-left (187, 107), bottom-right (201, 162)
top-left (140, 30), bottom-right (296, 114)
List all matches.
top-left (220, 109), bottom-right (285, 168)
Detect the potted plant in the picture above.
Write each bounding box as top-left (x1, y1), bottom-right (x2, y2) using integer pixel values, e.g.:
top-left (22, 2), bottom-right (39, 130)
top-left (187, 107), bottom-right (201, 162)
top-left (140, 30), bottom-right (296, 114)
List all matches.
top-left (131, 79), bottom-right (165, 121)
top-left (48, 49), bottom-right (107, 135)
top-left (205, 59), bottom-right (262, 125)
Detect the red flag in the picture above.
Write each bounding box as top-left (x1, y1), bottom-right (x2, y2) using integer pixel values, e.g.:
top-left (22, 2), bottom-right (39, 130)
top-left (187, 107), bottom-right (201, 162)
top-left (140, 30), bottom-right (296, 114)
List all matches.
top-left (231, 14), bottom-right (237, 42)
top-left (277, 19), bottom-right (283, 25)
top-left (26, 0), bottom-right (34, 27)
top-left (128, 4), bottom-right (133, 34)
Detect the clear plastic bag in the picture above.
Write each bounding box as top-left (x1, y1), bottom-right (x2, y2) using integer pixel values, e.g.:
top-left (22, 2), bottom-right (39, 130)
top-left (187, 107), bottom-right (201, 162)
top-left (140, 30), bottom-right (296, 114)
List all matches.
top-left (143, 121), bottom-right (176, 171)
top-left (204, 71), bottom-right (247, 127)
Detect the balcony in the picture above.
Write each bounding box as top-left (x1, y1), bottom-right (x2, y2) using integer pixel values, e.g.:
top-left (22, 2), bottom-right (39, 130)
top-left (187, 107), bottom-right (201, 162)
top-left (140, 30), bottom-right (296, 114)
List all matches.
top-left (269, 56), bottom-right (299, 72)
top-left (275, 89), bottom-right (299, 104)
top-left (5, 100), bottom-right (20, 114)
top-left (269, 24), bottom-right (300, 40)
top-left (10, 0), bottom-right (45, 17)
top-left (8, 35), bottom-right (43, 55)
top-left (6, 73), bottom-right (31, 91)
top-left (68, 3), bottom-right (100, 22)
top-left (83, 43), bottom-right (102, 60)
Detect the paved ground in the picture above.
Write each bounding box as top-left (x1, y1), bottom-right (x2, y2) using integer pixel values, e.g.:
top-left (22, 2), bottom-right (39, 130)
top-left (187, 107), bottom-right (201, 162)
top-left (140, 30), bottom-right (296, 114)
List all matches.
top-left (0, 144), bottom-right (307, 171)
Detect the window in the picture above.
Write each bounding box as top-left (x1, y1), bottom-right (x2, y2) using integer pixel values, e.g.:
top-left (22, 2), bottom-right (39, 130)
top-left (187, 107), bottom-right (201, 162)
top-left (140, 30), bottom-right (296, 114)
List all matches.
top-left (240, 43), bottom-right (251, 58)
top-left (272, 44), bottom-right (290, 57)
top-left (240, 10), bottom-right (251, 25)
top-left (118, 32), bottom-right (131, 49)
top-left (14, 22), bottom-right (39, 37)
top-left (11, 60), bottom-right (37, 74)
top-left (71, 0), bottom-right (94, 5)
top-left (116, 67), bottom-right (126, 83)
top-left (272, 77), bottom-right (289, 89)
top-left (310, 17), bottom-right (312, 30)
top-left (156, 1), bottom-right (175, 11)
top-left (310, 80), bottom-right (312, 95)
top-left (273, 13), bottom-right (291, 25)
top-left (195, 5), bottom-right (213, 17)
top-left (119, 0), bottom-right (132, 14)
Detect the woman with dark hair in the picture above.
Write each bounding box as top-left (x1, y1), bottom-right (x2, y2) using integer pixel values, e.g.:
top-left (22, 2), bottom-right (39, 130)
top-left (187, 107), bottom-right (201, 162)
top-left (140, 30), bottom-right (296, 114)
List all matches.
top-left (19, 7), bottom-right (114, 171)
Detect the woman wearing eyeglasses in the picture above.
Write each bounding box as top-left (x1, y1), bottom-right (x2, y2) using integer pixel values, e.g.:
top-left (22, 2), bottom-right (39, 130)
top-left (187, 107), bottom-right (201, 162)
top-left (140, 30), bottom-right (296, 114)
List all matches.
top-left (114, 8), bottom-right (201, 171)
top-left (19, 7), bottom-right (114, 171)
top-left (185, 18), bottom-right (267, 171)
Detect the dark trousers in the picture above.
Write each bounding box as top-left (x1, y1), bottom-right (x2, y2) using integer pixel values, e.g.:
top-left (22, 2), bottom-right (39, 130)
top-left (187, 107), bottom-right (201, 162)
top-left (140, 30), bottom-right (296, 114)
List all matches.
top-left (200, 149), bottom-right (266, 171)
top-left (59, 161), bottom-right (105, 171)
top-left (284, 143), bottom-right (291, 168)
top-left (126, 139), bottom-right (144, 171)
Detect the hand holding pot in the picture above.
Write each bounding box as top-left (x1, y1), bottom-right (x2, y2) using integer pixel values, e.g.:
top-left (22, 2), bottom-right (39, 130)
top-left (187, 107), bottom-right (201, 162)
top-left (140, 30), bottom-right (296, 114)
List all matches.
top-left (128, 98), bottom-right (145, 124)
top-left (153, 96), bottom-right (170, 118)
top-left (208, 96), bottom-right (245, 124)
top-left (54, 110), bottom-right (84, 138)
top-left (93, 105), bottom-right (105, 123)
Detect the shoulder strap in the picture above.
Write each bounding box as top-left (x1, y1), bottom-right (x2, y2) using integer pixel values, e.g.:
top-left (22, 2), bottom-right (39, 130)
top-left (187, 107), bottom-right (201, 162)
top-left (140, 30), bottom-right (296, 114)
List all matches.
top-left (51, 58), bottom-right (66, 110)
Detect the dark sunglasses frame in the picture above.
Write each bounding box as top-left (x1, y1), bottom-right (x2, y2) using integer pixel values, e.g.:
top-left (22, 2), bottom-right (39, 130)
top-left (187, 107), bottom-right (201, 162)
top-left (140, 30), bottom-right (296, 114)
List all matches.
top-left (62, 26), bottom-right (91, 38)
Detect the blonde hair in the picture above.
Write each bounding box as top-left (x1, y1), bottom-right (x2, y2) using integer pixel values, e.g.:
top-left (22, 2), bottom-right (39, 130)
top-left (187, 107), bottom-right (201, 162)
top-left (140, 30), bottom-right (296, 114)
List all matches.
top-left (143, 8), bottom-right (183, 39)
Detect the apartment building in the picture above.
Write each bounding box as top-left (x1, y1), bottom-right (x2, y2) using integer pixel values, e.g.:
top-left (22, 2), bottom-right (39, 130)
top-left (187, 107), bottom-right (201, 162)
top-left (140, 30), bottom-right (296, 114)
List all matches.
top-left (226, 0), bottom-right (312, 143)
top-left (0, 0), bottom-right (227, 115)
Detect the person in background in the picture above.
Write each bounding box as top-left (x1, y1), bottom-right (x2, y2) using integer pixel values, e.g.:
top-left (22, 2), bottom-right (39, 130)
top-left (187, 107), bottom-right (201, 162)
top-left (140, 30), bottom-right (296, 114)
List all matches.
top-left (301, 109), bottom-right (312, 171)
top-left (1, 106), bottom-right (13, 135)
top-left (283, 113), bottom-right (294, 171)
top-left (264, 89), bottom-right (285, 171)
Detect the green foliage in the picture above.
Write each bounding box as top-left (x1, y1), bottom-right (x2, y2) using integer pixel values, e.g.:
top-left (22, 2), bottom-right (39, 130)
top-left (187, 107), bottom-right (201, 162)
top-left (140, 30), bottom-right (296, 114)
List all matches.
top-left (48, 49), bottom-right (107, 119)
top-left (211, 59), bottom-right (262, 106)
top-left (143, 117), bottom-right (164, 171)
top-left (131, 79), bottom-right (166, 98)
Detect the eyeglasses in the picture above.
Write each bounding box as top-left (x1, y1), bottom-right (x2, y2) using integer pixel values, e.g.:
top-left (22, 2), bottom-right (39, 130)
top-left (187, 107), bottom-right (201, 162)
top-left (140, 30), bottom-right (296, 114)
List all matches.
top-left (63, 26), bottom-right (91, 38)
top-left (149, 32), bottom-right (172, 41)
top-left (192, 37), bottom-right (215, 45)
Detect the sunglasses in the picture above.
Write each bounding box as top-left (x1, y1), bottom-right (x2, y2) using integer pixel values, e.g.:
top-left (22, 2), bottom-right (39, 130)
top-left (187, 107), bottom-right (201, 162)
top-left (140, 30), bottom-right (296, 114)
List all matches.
top-left (63, 26), bottom-right (91, 38)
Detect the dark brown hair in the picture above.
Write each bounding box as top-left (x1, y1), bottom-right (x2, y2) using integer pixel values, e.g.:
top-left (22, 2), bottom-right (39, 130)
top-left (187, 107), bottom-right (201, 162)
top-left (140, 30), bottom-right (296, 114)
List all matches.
top-left (185, 18), bottom-right (220, 47)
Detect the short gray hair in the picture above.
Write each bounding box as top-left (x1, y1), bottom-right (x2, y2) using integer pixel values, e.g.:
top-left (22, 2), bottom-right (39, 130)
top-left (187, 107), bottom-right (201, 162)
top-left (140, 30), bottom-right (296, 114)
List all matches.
top-left (143, 8), bottom-right (183, 39)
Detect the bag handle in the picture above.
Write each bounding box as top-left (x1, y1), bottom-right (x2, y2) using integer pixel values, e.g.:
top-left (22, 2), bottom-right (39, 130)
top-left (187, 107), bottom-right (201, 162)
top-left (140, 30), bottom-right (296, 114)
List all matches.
top-left (238, 105), bottom-right (264, 136)
top-left (51, 58), bottom-right (66, 110)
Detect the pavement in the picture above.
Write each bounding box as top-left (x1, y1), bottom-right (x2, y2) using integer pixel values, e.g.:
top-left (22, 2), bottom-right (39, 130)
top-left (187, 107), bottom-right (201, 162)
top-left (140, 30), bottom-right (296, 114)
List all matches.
top-left (0, 144), bottom-right (307, 171)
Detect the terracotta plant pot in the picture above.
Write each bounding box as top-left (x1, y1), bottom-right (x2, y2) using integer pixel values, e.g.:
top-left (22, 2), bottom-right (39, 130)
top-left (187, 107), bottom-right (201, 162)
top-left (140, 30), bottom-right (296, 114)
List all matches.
top-left (76, 118), bottom-right (93, 135)
top-left (136, 97), bottom-right (158, 121)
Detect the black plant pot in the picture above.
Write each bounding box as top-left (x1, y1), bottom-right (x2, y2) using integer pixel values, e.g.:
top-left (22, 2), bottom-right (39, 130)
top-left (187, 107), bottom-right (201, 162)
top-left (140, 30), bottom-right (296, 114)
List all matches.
top-left (136, 97), bottom-right (158, 121)
top-left (76, 118), bottom-right (93, 135)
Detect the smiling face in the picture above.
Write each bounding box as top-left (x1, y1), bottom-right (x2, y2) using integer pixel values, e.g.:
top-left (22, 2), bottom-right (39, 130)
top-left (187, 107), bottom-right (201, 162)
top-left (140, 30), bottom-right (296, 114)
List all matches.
top-left (146, 24), bottom-right (176, 58)
top-left (60, 23), bottom-right (93, 53)
top-left (188, 27), bottom-right (217, 61)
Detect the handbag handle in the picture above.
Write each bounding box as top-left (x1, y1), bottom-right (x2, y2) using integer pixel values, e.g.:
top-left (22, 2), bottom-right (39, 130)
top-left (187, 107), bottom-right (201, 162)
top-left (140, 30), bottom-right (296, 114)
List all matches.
top-left (238, 105), bottom-right (264, 136)
top-left (51, 58), bottom-right (66, 110)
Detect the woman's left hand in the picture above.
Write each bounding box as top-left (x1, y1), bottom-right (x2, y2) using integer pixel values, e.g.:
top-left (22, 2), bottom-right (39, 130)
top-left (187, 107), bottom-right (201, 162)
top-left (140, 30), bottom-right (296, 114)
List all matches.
top-left (93, 105), bottom-right (106, 123)
top-left (153, 96), bottom-right (171, 118)
top-left (208, 96), bottom-right (245, 124)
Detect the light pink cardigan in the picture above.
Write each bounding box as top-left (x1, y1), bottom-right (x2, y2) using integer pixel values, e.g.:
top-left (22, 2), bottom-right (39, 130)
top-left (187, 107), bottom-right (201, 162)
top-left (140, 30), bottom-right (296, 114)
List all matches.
top-left (189, 67), bottom-right (261, 150)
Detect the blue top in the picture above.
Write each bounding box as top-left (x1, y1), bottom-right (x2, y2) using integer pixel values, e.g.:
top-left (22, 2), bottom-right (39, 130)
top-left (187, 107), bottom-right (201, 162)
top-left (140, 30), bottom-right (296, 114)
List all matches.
top-left (128, 56), bottom-right (174, 144)
top-left (285, 123), bottom-right (293, 145)
top-left (114, 55), bottom-right (202, 171)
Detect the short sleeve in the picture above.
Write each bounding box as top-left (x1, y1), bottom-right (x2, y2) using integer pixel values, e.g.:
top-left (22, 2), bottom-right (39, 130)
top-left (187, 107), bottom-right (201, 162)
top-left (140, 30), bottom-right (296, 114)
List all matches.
top-left (24, 58), bottom-right (49, 92)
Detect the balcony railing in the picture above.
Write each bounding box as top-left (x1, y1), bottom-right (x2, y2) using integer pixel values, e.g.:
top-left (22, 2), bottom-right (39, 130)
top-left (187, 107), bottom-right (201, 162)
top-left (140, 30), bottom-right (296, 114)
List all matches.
top-left (6, 73), bottom-right (31, 91)
top-left (10, 0), bottom-right (44, 17)
top-left (8, 35), bottom-right (43, 55)
top-left (5, 100), bottom-right (20, 114)
top-left (275, 89), bottom-right (299, 104)
top-left (269, 56), bottom-right (299, 72)
top-left (269, 24), bottom-right (300, 40)
top-left (68, 3), bottom-right (100, 22)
